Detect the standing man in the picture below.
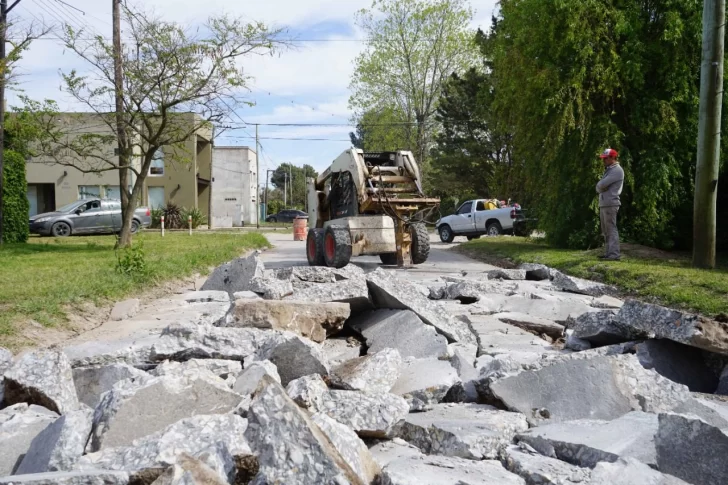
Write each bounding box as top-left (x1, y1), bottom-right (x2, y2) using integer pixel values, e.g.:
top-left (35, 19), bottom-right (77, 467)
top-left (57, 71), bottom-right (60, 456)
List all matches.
top-left (596, 148), bottom-right (624, 260)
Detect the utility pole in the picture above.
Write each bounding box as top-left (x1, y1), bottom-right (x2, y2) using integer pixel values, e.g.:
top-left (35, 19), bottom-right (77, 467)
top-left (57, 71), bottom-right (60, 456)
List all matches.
top-left (255, 124), bottom-right (260, 229)
top-left (283, 172), bottom-right (287, 208)
top-left (693, 0), bottom-right (725, 269)
top-left (289, 165), bottom-right (293, 208)
top-left (0, 0), bottom-right (22, 244)
top-left (264, 169), bottom-right (274, 221)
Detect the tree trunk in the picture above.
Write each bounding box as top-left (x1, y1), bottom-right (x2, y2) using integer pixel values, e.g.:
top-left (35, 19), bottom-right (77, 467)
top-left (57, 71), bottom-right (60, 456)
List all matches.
top-left (117, 179), bottom-right (141, 247)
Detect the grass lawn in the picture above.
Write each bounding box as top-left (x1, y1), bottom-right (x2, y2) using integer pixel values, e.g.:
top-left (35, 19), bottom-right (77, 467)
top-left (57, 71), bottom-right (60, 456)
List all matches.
top-left (0, 232), bottom-right (270, 348)
top-left (456, 237), bottom-right (728, 317)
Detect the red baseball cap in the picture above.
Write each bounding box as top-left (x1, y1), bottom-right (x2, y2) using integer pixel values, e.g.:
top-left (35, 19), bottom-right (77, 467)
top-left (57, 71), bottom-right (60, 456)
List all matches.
top-left (599, 148), bottom-right (618, 159)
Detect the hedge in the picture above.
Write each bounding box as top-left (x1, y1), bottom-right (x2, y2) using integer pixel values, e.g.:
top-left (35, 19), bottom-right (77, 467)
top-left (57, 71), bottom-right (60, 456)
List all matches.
top-left (2, 150), bottom-right (29, 243)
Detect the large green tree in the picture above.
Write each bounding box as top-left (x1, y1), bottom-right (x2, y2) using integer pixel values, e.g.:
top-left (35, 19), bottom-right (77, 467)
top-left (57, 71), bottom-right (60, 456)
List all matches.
top-left (349, 107), bottom-right (413, 152)
top-left (270, 163), bottom-right (317, 210)
top-left (349, 0), bottom-right (477, 170)
top-left (486, 0), bottom-right (711, 249)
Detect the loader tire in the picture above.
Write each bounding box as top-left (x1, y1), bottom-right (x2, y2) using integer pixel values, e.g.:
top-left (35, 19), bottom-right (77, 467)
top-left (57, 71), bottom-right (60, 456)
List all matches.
top-left (307, 228), bottom-right (325, 266)
top-left (410, 222), bottom-right (430, 265)
top-left (379, 253), bottom-right (398, 265)
top-left (324, 226), bottom-right (352, 269)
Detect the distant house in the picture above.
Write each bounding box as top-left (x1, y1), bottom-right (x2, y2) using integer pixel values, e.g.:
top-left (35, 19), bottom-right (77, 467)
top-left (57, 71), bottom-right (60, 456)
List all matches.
top-left (212, 146), bottom-right (258, 227)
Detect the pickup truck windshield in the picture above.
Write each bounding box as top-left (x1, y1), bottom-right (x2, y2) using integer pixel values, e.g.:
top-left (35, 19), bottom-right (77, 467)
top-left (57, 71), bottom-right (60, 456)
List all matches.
top-left (457, 202), bottom-right (472, 215)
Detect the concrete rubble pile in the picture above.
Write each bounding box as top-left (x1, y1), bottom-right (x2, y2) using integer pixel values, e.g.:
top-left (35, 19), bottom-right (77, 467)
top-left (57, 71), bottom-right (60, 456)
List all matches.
top-left (1, 253), bottom-right (727, 484)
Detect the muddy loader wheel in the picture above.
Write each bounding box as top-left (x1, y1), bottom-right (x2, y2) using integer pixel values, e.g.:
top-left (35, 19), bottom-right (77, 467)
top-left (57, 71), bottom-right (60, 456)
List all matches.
top-left (410, 222), bottom-right (430, 265)
top-left (379, 253), bottom-right (398, 265)
top-left (306, 228), bottom-right (325, 266)
top-left (323, 226), bottom-right (352, 268)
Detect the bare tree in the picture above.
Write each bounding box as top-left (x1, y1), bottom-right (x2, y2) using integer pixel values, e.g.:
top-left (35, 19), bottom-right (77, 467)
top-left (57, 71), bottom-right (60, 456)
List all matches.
top-left (22, 5), bottom-right (282, 246)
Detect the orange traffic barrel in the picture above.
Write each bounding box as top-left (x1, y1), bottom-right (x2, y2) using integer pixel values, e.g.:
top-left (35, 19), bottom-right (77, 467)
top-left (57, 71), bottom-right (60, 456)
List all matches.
top-left (293, 217), bottom-right (308, 241)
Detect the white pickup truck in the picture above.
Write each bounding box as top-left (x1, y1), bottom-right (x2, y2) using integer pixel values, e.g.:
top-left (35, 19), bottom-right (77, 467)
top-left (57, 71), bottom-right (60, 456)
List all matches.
top-left (436, 199), bottom-right (522, 243)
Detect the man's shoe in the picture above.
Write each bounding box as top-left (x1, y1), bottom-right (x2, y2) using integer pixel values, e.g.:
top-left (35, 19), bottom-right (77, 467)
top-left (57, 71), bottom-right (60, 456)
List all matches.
top-left (598, 255), bottom-right (609, 260)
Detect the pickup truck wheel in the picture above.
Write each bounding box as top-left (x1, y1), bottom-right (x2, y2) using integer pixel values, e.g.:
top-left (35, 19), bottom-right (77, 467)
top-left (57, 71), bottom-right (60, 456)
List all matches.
top-left (439, 225), bottom-right (455, 243)
top-left (379, 253), bottom-right (397, 265)
top-left (130, 220), bottom-right (140, 234)
top-left (410, 223), bottom-right (430, 264)
top-left (467, 235), bottom-right (481, 241)
top-left (486, 222), bottom-right (503, 236)
top-left (323, 226), bottom-right (352, 268)
top-left (307, 228), bottom-right (326, 266)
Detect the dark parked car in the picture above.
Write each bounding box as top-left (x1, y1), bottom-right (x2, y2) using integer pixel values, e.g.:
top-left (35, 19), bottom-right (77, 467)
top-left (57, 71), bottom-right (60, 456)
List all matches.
top-left (265, 209), bottom-right (308, 223)
top-left (29, 198), bottom-right (152, 237)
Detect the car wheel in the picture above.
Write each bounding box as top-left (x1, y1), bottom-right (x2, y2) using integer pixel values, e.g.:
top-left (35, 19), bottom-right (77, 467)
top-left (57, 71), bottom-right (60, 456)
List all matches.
top-left (51, 222), bottom-right (71, 237)
top-left (268, 217), bottom-right (277, 223)
top-left (130, 220), bottom-right (140, 234)
top-left (486, 222), bottom-right (503, 236)
top-left (439, 225), bottom-right (455, 243)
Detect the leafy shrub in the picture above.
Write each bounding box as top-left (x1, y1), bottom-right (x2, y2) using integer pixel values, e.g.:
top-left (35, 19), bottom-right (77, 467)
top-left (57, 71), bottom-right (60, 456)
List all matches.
top-left (181, 207), bottom-right (207, 229)
top-left (115, 241), bottom-right (148, 276)
top-left (150, 208), bottom-right (163, 229)
top-left (161, 201), bottom-right (183, 229)
top-left (2, 150), bottom-right (29, 243)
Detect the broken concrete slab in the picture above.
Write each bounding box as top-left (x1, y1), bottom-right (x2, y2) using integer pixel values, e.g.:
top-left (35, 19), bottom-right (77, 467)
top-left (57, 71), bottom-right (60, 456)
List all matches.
top-left (253, 332), bottom-right (329, 386)
top-left (62, 333), bottom-right (159, 368)
top-left (504, 443), bottom-right (592, 485)
top-left (489, 354), bottom-right (690, 425)
top-left (227, 299), bottom-right (350, 343)
top-left (570, 310), bottom-right (642, 346)
top-left (4, 350), bottom-right (80, 415)
top-left (249, 276), bottom-right (294, 300)
top-left (73, 364), bottom-right (149, 408)
top-left (88, 373), bottom-right (244, 452)
top-left (16, 406), bottom-right (93, 474)
top-left (284, 278), bottom-right (372, 312)
top-left (150, 359), bottom-right (242, 383)
top-left (366, 268), bottom-right (478, 345)
top-left (565, 332), bottom-right (592, 351)
top-left (0, 471), bottom-right (130, 485)
top-left (150, 453), bottom-right (229, 485)
top-left (0, 404), bottom-right (58, 475)
top-left (179, 291), bottom-right (230, 304)
top-left (349, 310), bottom-right (449, 360)
top-left (486, 269), bottom-right (527, 280)
top-left (551, 271), bottom-right (614, 297)
top-left (590, 457), bottom-right (689, 485)
top-left (378, 455), bottom-right (526, 485)
top-left (330, 348), bottom-right (401, 394)
top-left (78, 414), bottom-right (248, 476)
top-left (285, 374), bottom-right (329, 412)
top-left (390, 358), bottom-right (460, 411)
top-left (109, 299), bottom-right (140, 321)
top-left (311, 412), bottom-right (380, 483)
top-left (232, 360), bottom-right (281, 395)
top-left (516, 411), bottom-right (659, 468)
top-left (471, 315), bottom-right (556, 355)
top-left (321, 337), bottom-right (363, 367)
top-left (656, 413), bottom-right (728, 485)
top-left (232, 290), bottom-right (261, 300)
top-left (319, 390), bottom-right (409, 438)
top-left (518, 263), bottom-right (552, 281)
top-left (439, 280), bottom-right (518, 303)
top-left (200, 252), bottom-right (264, 296)
top-left (617, 299), bottom-right (728, 355)
top-left (244, 375), bottom-right (365, 484)
top-left (495, 312), bottom-right (565, 340)
top-left (590, 295), bottom-right (624, 309)
top-left (636, 339), bottom-right (718, 393)
top-left (391, 403), bottom-right (528, 460)
top-left (150, 323), bottom-right (272, 362)
top-left (368, 438), bottom-right (425, 468)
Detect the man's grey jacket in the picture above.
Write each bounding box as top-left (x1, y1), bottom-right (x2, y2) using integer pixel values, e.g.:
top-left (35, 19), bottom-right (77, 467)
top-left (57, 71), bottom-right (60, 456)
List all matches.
top-left (596, 164), bottom-right (624, 208)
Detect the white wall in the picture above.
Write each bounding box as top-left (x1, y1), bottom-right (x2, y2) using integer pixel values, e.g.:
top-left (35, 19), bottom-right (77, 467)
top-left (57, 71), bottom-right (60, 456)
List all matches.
top-left (211, 147), bottom-right (258, 227)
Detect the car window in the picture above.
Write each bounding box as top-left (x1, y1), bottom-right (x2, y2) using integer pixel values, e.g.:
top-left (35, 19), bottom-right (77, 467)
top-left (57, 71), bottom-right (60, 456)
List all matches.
top-left (103, 201), bottom-right (122, 211)
top-left (457, 202), bottom-right (473, 215)
top-left (79, 200), bottom-right (102, 214)
top-left (476, 201), bottom-right (486, 211)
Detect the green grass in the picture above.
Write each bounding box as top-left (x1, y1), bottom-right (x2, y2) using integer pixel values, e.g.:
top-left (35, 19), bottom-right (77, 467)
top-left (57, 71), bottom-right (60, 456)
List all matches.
top-left (0, 232), bottom-right (270, 348)
top-left (457, 237), bottom-right (728, 317)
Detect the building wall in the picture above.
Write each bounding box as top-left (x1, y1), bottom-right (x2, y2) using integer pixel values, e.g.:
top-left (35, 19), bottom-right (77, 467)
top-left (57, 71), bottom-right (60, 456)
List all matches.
top-left (211, 146), bottom-right (257, 227)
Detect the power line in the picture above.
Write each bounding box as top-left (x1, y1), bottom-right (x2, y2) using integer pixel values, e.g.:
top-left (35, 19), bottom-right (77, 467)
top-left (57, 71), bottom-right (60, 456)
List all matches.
top-left (224, 135), bottom-right (351, 142)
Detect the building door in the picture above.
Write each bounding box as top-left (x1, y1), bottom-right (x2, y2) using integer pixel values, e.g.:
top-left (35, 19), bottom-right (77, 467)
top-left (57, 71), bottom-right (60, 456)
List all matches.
top-left (148, 186), bottom-right (165, 209)
top-left (27, 185), bottom-right (38, 216)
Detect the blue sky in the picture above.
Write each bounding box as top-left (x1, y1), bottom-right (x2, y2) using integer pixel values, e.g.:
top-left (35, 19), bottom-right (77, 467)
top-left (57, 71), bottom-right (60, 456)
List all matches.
top-left (7, 0), bottom-right (498, 185)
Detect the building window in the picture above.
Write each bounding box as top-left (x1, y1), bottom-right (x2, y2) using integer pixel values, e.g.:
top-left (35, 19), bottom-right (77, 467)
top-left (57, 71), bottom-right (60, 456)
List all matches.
top-left (79, 185), bottom-right (100, 200)
top-left (149, 148), bottom-right (164, 176)
top-left (148, 186), bottom-right (165, 209)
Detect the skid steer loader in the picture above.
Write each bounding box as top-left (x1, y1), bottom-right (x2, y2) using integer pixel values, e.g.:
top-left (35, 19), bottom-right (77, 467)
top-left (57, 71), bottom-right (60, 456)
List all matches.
top-left (306, 149), bottom-right (440, 268)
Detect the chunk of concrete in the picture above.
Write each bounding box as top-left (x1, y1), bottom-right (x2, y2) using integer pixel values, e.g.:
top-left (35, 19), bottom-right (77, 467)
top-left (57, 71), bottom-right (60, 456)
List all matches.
top-left (516, 411), bottom-right (658, 468)
top-left (232, 291), bottom-right (261, 300)
top-left (180, 291), bottom-right (230, 303)
top-left (390, 358), bottom-right (460, 411)
top-left (495, 312), bottom-right (565, 340)
top-left (62, 334), bottom-right (158, 368)
top-left (73, 364), bottom-right (149, 408)
top-left (617, 299), bottom-right (728, 355)
top-left (590, 457), bottom-right (689, 485)
top-left (590, 295), bottom-right (624, 309)
top-left (4, 350), bottom-right (80, 415)
top-left (551, 271), bottom-right (614, 297)
top-left (366, 268), bottom-right (478, 345)
top-left (311, 412), bottom-right (381, 483)
top-left (79, 414), bottom-right (247, 474)
top-left (88, 373), bottom-right (244, 452)
top-left (378, 455), bottom-right (526, 485)
top-left (487, 269), bottom-right (527, 280)
top-left (349, 310), bottom-right (449, 360)
top-left (0, 471), bottom-right (130, 485)
top-left (368, 438), bottom-right (425, 468)
top-left (636, 339), bottom-right (718, 393)
top-left (232, 360), bottom-right (281, 395)
top-left (489, 354), bottom-right (690, 425)
top-left (285, 278), bottom-right (372, 312)
top-left (656, 413), bottom-right (728, 485)
top-left (518, 263), bottom-right (552, 281)
top-left (150, 359), bottom-right (242, 382)
top-left (150, 453), bottom-right (229, 485)
top-left (16, 406), bottom-right (93, 474)
top-left (565, 332), bottom-right (592, 351)
top-left (249, 276), bottom-right (294, 300)
top-left (285, 374), bottom-right (329, 412)
top-left (504, 443), bottom-right (592, 485)
top-left (391, 403), bottom-right (528, 460)
top-left (571, 310), bottom-right (642, 346)
top-left (321, 337), bottom-right (363, 367)
top-left (440, 280), bottom-right (517, 303)
top-left (227, 299), bottom-right (350, 343)
top-left (109, 299), bottom-right (140, 321)
top-left (200, 253), bottom-right (264, 296)
top-left (150, 323), bottom-right (273, 362)
top-left (319, 390), bottom-right (409, 438)
top-left (0, 404), bottom-right (58, 475)
top-left (244, 375), bottom-right (365, 484)
top-left (253, 332), bottom-right (329, 386)
top-left (330, 348), bottom-right (401, 394)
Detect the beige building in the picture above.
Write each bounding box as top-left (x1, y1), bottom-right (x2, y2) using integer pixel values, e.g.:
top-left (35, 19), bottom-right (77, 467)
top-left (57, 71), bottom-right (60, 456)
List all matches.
top-left (26, 113), bottom-right (213, 217)
top-left (211, 146), bottom-right (258, 227)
